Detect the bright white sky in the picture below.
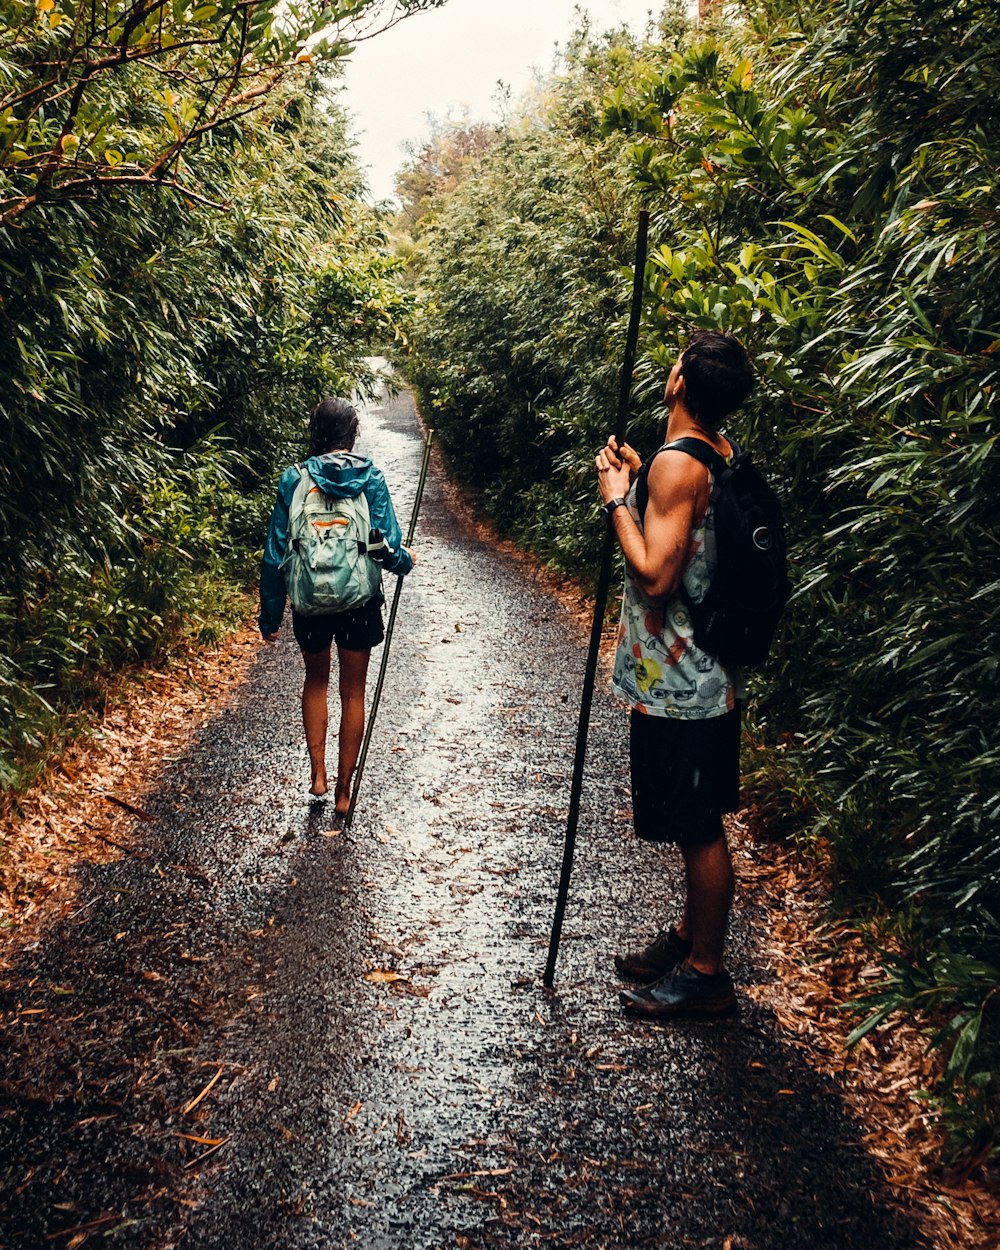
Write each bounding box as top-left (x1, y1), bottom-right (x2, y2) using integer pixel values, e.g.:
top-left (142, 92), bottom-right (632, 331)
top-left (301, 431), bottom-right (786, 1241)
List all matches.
top-left (340, 0), bottom-right (662, 202)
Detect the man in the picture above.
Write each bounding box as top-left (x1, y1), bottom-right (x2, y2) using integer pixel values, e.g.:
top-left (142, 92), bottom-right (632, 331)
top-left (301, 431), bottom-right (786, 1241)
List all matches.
top-left (594, 329), bottom-right (753, 1019)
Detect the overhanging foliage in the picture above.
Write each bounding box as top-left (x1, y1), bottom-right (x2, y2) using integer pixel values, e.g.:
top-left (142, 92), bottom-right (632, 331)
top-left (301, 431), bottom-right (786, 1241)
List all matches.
top-left (0, 0), bottom-right (427, 788)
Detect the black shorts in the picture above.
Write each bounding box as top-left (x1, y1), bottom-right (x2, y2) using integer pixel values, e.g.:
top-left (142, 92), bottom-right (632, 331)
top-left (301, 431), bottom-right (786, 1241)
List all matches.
top-left (291, 598), bottom-right (384, 654)
top-left (629, 705), bottom-right (741, 846)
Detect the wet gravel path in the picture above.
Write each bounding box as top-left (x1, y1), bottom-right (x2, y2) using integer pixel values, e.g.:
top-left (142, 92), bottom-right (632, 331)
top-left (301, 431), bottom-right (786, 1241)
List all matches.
top-left (0, 383), bottom-right (925, 1249)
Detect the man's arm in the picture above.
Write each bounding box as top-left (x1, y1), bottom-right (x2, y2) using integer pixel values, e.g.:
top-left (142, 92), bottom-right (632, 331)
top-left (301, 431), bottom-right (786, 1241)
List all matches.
top-left (596, 448), bottom-right (709, 602)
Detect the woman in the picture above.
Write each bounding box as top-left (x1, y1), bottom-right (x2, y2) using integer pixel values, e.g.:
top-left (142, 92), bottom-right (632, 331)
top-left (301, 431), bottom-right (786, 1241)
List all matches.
top-left (259, 398), bottom-right (413, 815)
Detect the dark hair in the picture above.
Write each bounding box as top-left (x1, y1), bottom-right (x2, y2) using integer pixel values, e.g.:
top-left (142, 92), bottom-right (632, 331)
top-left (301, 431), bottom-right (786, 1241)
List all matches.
top-left (679, 331), bottom-right (753, 430)
top-left (309, 397), bottom-right (359, 456)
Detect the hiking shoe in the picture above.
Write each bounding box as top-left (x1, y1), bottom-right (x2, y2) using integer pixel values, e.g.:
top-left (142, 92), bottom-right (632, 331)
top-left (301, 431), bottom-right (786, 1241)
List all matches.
top-left (614, 927), bottom-right (693, 983)
top-left (619, 961), bottom-right (737, 1020)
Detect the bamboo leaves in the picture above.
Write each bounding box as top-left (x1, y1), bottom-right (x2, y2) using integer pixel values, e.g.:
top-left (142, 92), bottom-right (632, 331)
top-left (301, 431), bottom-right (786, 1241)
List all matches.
top-left (404, 0), bottom-right (1000, 1161)
top-left (0, 43), bottom-right (414, 784)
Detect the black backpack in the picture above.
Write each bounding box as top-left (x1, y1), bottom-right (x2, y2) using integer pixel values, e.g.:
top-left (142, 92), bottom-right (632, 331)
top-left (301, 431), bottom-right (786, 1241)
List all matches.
top-left (635, 437), bottom-right (789, 666)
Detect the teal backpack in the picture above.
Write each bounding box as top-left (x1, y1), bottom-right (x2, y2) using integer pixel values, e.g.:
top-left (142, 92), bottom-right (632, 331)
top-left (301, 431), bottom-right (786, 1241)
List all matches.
top-left (283, 468), bottom-right (381, 616)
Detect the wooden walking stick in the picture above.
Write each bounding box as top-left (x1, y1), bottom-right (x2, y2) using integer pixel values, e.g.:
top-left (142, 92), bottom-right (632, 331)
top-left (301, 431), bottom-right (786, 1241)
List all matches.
top-left (543, 210), bottom-right (649, 987)
top-left (346, 427), bottom-right (434, 827)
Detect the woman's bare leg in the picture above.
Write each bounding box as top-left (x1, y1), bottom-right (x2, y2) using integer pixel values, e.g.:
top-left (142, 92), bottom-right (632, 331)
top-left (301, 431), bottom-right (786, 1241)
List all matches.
top-left (301, 647), bottom-right (332, 796)
top-left (334, 646), bottom-right (371, 815)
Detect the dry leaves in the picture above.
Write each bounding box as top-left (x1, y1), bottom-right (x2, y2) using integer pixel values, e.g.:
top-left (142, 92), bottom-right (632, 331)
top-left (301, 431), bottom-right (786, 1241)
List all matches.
top-left (364, 969), bottom-right (409, 985)
top-left (733, 815), bottom-right (1000, 1249)
top-left (181, 1065), bottom-right (224, 1116)
top-left (0, 622), bottom-right (261, 959)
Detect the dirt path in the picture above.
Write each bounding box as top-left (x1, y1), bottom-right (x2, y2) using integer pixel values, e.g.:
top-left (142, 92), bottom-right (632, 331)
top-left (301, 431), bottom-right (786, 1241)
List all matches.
top-left (0, 382), bottom-right (925, 1249)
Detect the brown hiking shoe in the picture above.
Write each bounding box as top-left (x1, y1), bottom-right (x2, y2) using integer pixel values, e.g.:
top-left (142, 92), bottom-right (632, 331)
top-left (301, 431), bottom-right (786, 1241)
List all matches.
top-left (614, 927), bottom-right (692, 983)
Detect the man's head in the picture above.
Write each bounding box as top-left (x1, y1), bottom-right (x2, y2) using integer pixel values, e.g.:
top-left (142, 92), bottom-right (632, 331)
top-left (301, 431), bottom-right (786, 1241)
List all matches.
top-left (666, 331), bottom-right (753, 430)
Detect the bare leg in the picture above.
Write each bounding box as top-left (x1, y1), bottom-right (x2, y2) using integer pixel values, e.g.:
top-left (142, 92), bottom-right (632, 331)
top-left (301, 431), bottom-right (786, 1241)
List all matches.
top-left (301, 647), bottom-right (331, 797)
top-left (679, 833), bottom-right (734, 975)
top-left (334, 646), bottom-right (371, 815)
top-left (675, 898), bottom-right (692, 945)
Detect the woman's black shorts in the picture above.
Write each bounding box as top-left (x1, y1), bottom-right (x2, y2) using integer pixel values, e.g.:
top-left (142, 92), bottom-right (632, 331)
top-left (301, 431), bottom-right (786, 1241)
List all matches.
top-left (291, 598), bottom-right (385, 654)
top-left (629, 705), bottom-right (741, 846)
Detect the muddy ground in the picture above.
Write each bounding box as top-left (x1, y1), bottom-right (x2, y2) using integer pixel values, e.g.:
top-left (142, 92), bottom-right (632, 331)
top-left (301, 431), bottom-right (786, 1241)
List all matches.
top-left (0, 384), bottom-right (927, 1249)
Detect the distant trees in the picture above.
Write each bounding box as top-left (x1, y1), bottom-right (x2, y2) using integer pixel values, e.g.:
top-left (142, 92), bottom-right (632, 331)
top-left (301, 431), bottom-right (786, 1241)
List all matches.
top-left (394, 118), bottom-right (501, 235)
top-left (403, 0), bottom-right (1000, 1162)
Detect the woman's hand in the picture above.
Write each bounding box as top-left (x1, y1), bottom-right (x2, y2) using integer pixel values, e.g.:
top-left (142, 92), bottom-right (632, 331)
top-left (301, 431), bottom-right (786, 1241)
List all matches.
top-left (404, 546), bottom-right (416, 567)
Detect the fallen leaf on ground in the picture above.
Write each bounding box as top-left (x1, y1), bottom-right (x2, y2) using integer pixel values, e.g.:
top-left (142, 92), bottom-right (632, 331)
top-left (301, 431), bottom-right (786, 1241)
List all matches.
top-left (392, 981), bottom-right (431, 998)
top-left (364, 969), bottom-right (409, 984)
top-left (439, 1168), bottom-right (513, 1182)
top-left (183, 1136), bottom-right (230, 1168)
top-left (181, 1064), bottom-right (224, 1115)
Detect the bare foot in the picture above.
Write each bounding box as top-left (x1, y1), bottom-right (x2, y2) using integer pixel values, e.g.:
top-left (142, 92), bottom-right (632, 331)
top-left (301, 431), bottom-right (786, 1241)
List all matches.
top-left (334, 777), bottom-right (351, 816)
top-left (310, 771), bottom-right (329, 798)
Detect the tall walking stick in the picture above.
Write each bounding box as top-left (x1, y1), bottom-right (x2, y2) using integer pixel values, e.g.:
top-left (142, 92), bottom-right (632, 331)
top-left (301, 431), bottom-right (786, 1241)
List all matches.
top-left (346, 427), bottom-right (434, 827)
top-left (543, 210), bottom-right (649, 987)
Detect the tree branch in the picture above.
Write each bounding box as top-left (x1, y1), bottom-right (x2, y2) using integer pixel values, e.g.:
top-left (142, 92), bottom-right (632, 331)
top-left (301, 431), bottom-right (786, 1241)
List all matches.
top-left (1, 172), bottom-right (230, 226)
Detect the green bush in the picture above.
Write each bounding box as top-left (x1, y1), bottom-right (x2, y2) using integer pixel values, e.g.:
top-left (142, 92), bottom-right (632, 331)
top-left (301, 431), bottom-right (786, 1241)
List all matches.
top-left (0, 13), bottom-right (417, 787)
top-left (404, 0), bottom-right (1000, 1163)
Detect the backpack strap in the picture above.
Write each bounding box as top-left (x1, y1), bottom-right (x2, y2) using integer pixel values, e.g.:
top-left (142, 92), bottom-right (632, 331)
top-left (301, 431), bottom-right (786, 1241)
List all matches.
top-left (634, 437), bottom-right (736, 521)
top-left (287, 466), bottom-right (308, 556)
top-left (667, 437), bottom-right (730, 477)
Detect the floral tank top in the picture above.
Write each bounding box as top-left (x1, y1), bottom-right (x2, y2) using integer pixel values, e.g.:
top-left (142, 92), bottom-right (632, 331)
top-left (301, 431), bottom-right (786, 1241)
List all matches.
top-left (611, 449), bottom-right (743, 720)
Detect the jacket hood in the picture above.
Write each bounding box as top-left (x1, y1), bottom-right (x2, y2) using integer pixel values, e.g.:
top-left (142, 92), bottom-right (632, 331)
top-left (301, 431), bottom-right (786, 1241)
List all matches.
top-left (302, 452), bottom-right (375, 499)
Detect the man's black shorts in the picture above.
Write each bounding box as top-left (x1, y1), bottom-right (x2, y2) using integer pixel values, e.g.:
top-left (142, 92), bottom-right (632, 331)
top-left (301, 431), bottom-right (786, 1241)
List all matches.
top-left (629, 705), bottom-right (741, 846)
top-left (291, 598), bottom-right (384, 654)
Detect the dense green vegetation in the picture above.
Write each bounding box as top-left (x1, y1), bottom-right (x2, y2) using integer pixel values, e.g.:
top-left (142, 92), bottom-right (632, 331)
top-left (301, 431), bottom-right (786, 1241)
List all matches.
top-left (0, 1), bottom-right (442, 788)
top-left (2, 0), bottom-right (996, 1168)
top-left (401, 0), bottom-right (1000, 1162)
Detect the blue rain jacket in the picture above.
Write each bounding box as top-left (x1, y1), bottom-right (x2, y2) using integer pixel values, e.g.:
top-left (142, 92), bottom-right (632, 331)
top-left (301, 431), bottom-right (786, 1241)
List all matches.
top-left (259, 452), bottom-right (413, 637)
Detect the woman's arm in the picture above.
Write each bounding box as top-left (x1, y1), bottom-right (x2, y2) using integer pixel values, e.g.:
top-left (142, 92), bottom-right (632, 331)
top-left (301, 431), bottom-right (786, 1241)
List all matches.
top-left (365, 470), bottom-right (413, 576)
top-left (258, 468), bottom-right (298, 636)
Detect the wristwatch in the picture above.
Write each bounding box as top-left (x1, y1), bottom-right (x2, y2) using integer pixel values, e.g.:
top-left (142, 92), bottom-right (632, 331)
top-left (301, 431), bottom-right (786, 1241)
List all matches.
top-left (604, 496), bottom-right (628, 519)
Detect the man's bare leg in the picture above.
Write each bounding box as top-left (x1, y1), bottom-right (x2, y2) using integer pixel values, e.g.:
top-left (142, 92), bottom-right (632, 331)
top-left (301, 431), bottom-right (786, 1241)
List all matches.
top-left (301, 647), bottom-right (331, 797)
top-left (334, 646), bottom-right (371, 816)
top-left (679, 833), bottom-right (734, 975)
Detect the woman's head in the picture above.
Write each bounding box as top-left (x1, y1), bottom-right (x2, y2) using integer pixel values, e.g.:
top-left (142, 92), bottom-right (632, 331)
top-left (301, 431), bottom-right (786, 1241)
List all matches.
top-left (672, 331), bottom-right (753, 431)
top-left (309, 398), bottom-right (359, 456)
